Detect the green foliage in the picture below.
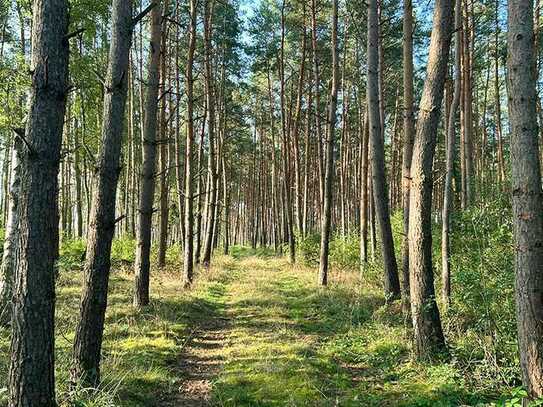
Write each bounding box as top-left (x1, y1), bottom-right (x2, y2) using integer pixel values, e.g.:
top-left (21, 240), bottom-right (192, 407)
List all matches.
top-left (58, 238), bottom-right (86, 271)
top-left (111, 237), bottom-right (137, 267)
top-left (296, 232), bottom-right (321, 266)
top-left (444, 198), bottom-right (519, 386)
top-left (330, 232), bottom-right (360, 270)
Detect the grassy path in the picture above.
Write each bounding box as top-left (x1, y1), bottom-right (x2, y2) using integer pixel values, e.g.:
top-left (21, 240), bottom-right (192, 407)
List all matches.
top-left (170, 254), bottom-right (496, 406)
top-left (0, 252), bottom-right (501, 406)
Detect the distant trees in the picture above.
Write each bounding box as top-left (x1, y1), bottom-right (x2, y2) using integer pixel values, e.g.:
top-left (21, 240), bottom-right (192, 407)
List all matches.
top-left (2, 0), bottom-right (543, 403)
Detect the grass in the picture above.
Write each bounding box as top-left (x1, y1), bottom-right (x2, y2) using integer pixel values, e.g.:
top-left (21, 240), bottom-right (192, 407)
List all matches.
top-left (0, 245), bottom-right (515, 406)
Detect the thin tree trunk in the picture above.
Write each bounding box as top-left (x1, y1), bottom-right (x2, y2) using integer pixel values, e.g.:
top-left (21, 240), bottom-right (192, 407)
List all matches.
top-left (318, 0), bottom-right (339, 286)
top-left (401, 0), bottom-right (415, 319)
top-left (183, 0), bottom-right (197, 286)
top-left (0, 138), bottom-right (21, 325)
top-left (408, 0), bottom-right (453, 359)
top-left (202, 0), bottom-right (218, 267)
top-left (441, 0), bottom-right (462, 310)
top-left (134, 1), bottom-right (164, 308)
top-left (367, 0), bottom-right (401, 300)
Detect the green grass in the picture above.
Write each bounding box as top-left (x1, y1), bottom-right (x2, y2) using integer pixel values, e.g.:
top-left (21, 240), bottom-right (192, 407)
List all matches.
top-left (0, 252), bottom-right (517, 406)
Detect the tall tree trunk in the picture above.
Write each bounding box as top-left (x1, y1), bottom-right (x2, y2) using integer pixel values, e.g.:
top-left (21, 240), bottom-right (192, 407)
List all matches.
top-left (280, 1), bottom-right (296, 263)
top-left (183, 0), bottom-right (197, 286)
top-left (318, 0), bottom-right (339, 286)
top-left (367, 0), bottom-right (401, 300)
top-left (202, 0), bottom-right (218, 267)
top-left (72, 0), bottom-right (142, 386)
top-left (408, 0), bottom-right (453, 359)
top-left (401, 0), bottom-right (415, 319)
top-left (359, 111), bottom-right (369, 267)
top-left (441, 0), bottom-right (462, 310)
top-left (134, 1), bottom-right (163, 308)
top-left (507, 0), bottom-right (543, 397)
top-left (8, 0), bottom-right (69, 404)
top-left (157, 36), bottom-right (170, 268)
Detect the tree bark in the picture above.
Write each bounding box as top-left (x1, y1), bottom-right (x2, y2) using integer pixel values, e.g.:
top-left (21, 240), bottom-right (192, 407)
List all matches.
top-left (441, 0), bottom-right (462, 310)
top-left (202, 0), bottom-right (218, 268)
top-left (134, 1), bottom-right (163, 308)
top-left (183, 0), bottom-right (197, 286)
top-left (0, 137), bottom-right (21, 325)
top-left (318, 0), bottom-right (339, 286)
top-left (408, 0), bottom-right (453, 359)
top-left (401, 0), bottom-right (415, 319)
top-left (71, 0), bottom-right (138, 386)
top-left (8, 0), bottom-right (69, 404)
top-left (367, 0), bottom-right (401, 300)
top-left (507, 0), bottom-right (543, 397)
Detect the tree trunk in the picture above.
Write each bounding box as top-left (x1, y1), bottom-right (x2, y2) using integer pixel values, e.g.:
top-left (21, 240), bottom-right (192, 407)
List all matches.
top-left (134, 1), bottom-right (163, 308)
top-left (183, 0), bottom-right (197, 286)
top-left (202, 0), bottom-right (218, 267)
top-left (441, 0), bottom-right (462, 310)
top-left (71, 0), bottom-right (139, 386)
top-left (0, 138), bottom-right (21, 325)
top-left (8, 0), bottom-right (69, 404)
top-left (318, 0), bottom-right (339, 286)
top-left (408, 0), bottom-right (453, 359)
top-left (401, 0), bottom-right (415, 320)
top-left (367, 0), bottom-right (401, 300)
top-left (507, 0), bottom-right (543, 397)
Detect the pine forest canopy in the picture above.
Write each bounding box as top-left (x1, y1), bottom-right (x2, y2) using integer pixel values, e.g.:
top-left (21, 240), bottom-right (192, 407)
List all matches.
top-left (0, 0), bottom-right (542, 405)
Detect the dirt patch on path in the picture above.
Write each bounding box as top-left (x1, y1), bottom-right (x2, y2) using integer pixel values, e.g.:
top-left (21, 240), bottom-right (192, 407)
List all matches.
top-left (163, 303), bottom-right (231, 406)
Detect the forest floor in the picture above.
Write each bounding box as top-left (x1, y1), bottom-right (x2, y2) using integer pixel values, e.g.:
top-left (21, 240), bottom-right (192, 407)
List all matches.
top-left (0, 248), bottom-right (505, 406)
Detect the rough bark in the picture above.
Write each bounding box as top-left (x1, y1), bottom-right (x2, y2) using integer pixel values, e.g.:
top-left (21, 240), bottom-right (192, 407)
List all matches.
top-left (507, 0), bottom-right (543, 397)
top-left (134, 1), bottom-right (163, 308)
top-left (8, 0), bottom-right (69, 404)
top-left (71, 0), bottom-right (137, 386)
top-left (408, 0), bottom-right (453, 359)
top-left (367, 0), bottom-right (401, 300)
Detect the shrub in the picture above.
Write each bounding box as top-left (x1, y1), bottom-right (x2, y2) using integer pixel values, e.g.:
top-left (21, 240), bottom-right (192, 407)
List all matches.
top-left (111, 236), bottom-right (137, 266)
top-left (58, 238), bottom-right (86, 271)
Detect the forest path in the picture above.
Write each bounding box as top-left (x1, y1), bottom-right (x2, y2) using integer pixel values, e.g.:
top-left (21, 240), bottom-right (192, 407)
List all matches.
top-left (164, 252), bottom-right (496, 406)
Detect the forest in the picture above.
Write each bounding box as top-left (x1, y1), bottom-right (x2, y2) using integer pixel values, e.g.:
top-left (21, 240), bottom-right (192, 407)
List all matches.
top-left (0, 0), bottom-right (542, 405)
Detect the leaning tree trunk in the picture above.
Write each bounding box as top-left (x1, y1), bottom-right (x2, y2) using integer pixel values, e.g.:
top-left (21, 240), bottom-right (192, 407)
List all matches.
top-left (318, 0), bottom-right (339, 286)
top-left (71, 0), bottom-right (138, 386)
top-left (8, 0), bottom-right (69, 404)
top-left (0, 137), bottom-right (21, 325)
top-left (507, 0), bottom-right (543, 398)
top-left (408, 0), bottom-right (453, 360)
top-left (367, 0), bottom-right (401, 300)
top-left (134, 1), bottom-right (163, 307)
top-left (441, 0), bottom-right (462, 310)
top-left (183, 0), bottom-right (197, 287)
